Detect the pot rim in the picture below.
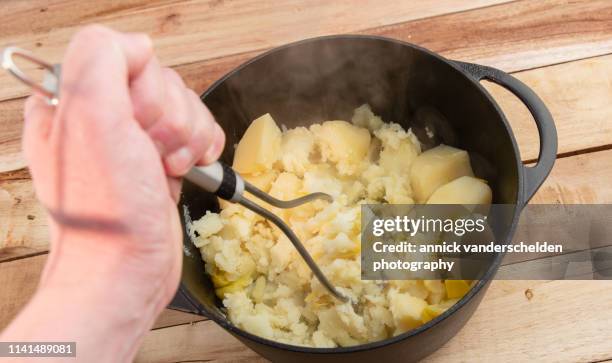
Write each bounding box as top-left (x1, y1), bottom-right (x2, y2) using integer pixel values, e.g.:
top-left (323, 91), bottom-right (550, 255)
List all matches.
top-left (189, 34), bottom-right (525, 354)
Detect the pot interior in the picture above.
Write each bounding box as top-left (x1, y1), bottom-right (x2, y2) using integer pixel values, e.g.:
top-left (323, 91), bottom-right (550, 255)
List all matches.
top-left (178, 35), bottom-right (520, 343)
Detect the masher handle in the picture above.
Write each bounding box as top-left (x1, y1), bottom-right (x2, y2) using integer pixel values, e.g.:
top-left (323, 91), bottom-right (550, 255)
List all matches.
top-left (185, 161), bottom-right (245, 202)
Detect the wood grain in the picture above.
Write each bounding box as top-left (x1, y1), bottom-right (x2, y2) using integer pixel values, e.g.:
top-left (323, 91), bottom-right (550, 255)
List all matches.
top-left (424, 280), bottom-right (612, 362)
top-left (0, 98), bottom-right (26, 172)
top-left (0, 253), bottom-right (205, 331)
top-left (0, 1), bottom-right (178, 38)
top-left (173, 0), bottom-right (612, 94)
top-left (2, 2), bottom-right (611, 173)
top-left (136, 319), bottom-right (266, 363)
top-left (484, 54), bottom-right (612, 162)
top-left (0, 0), bottom-right (512, 102)
top-left (133, 280), bottom-right (612, 362)
top-left (368, 0), bottom-right (612, 73)
top-left (530, 149), bottom-right (612, 204)
top-left (0, 178), bottom-right (48, 260)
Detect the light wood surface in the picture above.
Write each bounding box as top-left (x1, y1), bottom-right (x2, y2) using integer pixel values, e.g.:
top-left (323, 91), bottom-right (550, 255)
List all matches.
top-left (0, 0), bottom-right (611, 362)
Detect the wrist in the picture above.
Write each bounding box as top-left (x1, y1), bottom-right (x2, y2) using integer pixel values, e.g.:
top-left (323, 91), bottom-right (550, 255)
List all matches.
top-left (1, 219), bottom-right (181, 362)
top-left (20, 231), bottom-right (173, 362)
top-left (41, 225), bottom-right (176, 315)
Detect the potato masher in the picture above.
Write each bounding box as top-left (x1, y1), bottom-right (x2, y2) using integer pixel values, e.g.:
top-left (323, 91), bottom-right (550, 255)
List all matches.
top-left (2, 46), bottom-right (353, 304)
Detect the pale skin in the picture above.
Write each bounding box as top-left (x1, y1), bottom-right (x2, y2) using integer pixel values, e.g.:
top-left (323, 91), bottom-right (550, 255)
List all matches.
top-left (0, 26), bottom-right (225, 362)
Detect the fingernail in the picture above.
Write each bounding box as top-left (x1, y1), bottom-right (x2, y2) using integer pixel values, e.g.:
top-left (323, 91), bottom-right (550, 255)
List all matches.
top-left (166, 146), bottom-right (193, 175)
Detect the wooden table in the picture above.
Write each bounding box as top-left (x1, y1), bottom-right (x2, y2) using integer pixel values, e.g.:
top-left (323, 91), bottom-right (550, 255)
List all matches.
top-left (1, 1), bottom-right (611, 362)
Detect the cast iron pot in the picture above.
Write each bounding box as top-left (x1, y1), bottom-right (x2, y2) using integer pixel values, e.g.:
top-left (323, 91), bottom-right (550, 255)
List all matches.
top-left (170, 35), bottom-right (557, 362)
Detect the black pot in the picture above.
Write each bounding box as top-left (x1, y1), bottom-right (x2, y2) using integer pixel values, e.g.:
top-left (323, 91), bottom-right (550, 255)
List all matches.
top-left (171, 35), bottom-right (557, 362)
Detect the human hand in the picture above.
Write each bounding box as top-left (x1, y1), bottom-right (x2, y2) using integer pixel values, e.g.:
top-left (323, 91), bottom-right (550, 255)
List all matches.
top-left (9, 24), bottom-right (224, 353)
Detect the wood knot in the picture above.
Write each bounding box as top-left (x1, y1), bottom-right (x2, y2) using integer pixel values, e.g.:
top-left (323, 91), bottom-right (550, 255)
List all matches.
top-left (524, 288), bottom-right (534, 301)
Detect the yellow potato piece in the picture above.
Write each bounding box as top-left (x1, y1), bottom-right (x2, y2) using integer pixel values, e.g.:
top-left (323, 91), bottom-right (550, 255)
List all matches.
top-left (379, 139), bottom-right (419, 173)
top-left (390, 293), bottom-right (428, 332)
top-left (410, 145), bottom-right (474, 202)
top-left (312, 120), bottom-right (370, 174)
top-left (444, 280), bottom-right (471, 299)
top-left (215, 275), bottom-right (253, 299)
top-left (251, 275), bottom-right (267, 303)
top-left (427, 176), bottom-right (492, 205)
top-left (211, 271), bottom-right (231, 287)
top-left (423, 280), bottom-right (445, 304)
top-left (233, 113), bottom-right (282, 174)
top-left (242, 170), bottom-right (279, 192)
top-left (421, 304), bottom-right (446, 324)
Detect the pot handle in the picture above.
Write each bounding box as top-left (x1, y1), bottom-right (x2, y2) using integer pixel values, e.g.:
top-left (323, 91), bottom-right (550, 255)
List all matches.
top-left (454, 61), bottom-right (558, 205)
top-left (168, 285), bottom-right (207, 316)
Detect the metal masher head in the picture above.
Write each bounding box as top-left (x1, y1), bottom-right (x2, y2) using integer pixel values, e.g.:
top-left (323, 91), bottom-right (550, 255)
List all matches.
top-left (186, 163), bottom-right (355, 305)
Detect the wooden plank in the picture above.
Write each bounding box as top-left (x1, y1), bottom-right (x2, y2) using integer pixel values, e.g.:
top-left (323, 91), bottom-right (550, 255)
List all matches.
top-left (0, 179), bottom-right (48, 260)
top-left (3, 0), bottom-right (611, 103)
top-left (424, 280), bottom-right (612, 362)
top-left (0, 0), bottom-right (512, 102)
top-left (134, 280), bottom-right (612, 362)
top-left (484, 54), bottom-right (612, 161)
top-left (368, 0), bottom-right (612, 73)
top-left (169, 0), bottom-right (612, 94)
top-left (0, 0), bottom-right (175, 38)
top-left (530, 149), bottom-right (612, 204)
top-left (0, 253), bottom-right (206, 331)
top-left (0, 252), bottom-right (42, 332)
top-left (0, 98), bottom-right (26, 172)
top-left (136, 319), bottom-right (267, 363)
top-left (2, 7), bottom-right (612, 173)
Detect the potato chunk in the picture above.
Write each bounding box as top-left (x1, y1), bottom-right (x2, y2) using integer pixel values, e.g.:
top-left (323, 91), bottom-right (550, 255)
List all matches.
top-left (242, 170), bottom-right (278, 192)
top-left (427, 176), bottom-right (492, 205)
top-left (311, 120), bottom-right (370, 175)
top-left (379, 139), bottom-right (419, 173)
top-left (444, 280), bottom-right (471, 299)
top-left (410, 145), bottom-right (473, 202)
top-left (389, 290), bottom-right (428, 333)
top-left (233, 113), bottom-right (282, 174)
top-left (278, 127), bottom-right (315, 176)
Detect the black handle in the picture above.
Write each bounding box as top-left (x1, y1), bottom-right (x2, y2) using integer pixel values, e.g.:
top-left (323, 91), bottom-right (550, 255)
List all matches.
top-left (168, 285), bottom-right (207, 316)
top-left (185, 161), bottom-right (244, 202)
top-left (454, 61), bottom-right (558, 205)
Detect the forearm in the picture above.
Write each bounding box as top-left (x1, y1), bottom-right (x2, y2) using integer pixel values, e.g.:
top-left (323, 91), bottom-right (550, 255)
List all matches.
top-left (0, 230), bottom-right (174, 362)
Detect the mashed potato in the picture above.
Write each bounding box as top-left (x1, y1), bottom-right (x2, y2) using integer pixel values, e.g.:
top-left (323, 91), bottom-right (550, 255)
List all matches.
top-left (190, 105), bottom-right (489, 347)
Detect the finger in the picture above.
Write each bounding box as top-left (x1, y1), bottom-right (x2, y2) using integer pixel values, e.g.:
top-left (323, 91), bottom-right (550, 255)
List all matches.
top-left (114, 32), bottom-right (153, 78)
top-left (163, 89), bottom-right (214, 175)
top-left (146, 68), bottom-right (193, 156)
top-left (188, 94), bottom-right (225, 165)
top-left (200, 119), bottom-right (225, 166)
top-left (58, 25), bottom-right (153, 128)
top-left (167, 177), bottom-right (182, 203)
top-left (22, 95), bottom-right (55, 163)
top-left (130, 56), bottom-right (165, 129)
